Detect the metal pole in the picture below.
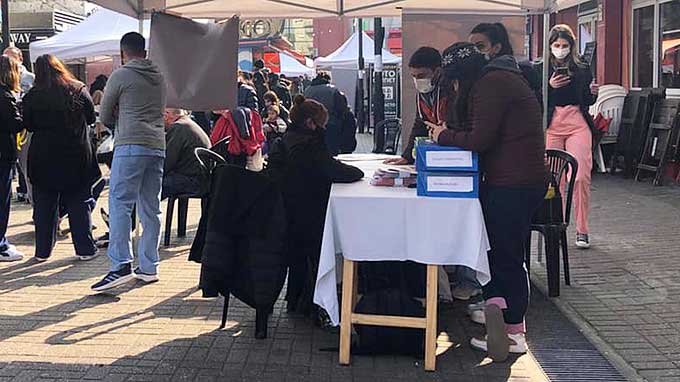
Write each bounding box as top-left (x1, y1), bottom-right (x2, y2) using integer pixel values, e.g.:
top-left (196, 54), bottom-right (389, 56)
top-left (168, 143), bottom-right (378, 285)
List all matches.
top-left (1, 0), bottom-right (10, 51)
top-left (542, 11), bottom-right (550, 131)
top-left (357, 19), bottom-right (365, 133)
top-left (373, 17), bottom-right (385, 128)
top-left (134, 0), bottom-right (144, 250)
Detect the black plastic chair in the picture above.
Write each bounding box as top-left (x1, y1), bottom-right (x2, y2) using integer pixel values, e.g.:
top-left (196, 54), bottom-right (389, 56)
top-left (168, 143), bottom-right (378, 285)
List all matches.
top-left (372, 118), bottom-right (402, 154)
top-left (162, 148), bottom-right (226, 247)
top-left (210, 136), bottom-right (231, 159)
top-left (525, 149), bottom-right (578, 297)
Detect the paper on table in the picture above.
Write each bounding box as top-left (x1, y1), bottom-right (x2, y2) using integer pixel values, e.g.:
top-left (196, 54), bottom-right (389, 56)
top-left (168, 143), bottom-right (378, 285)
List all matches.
top-left (427, 176), bottom-right (474, 193)
top-left (336, 153), bottom-right (396, 162)
top-left (426, 151), bottom-right (473, 168)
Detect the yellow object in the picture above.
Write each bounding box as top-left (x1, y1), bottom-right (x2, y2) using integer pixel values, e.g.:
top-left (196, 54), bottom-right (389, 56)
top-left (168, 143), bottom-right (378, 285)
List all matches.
top-left (16, 130), bottom-right (27, 151)
top-left (544, 185), bottom-right (555, 200)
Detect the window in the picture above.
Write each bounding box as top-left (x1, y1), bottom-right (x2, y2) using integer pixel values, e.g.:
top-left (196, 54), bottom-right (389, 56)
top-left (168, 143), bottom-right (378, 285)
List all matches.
top-left (578, 15), bottom-right (597, 55)
top-left (633, 5), bottom-right (655, 88)
top-left (660, 1), bottom-right (680, 88)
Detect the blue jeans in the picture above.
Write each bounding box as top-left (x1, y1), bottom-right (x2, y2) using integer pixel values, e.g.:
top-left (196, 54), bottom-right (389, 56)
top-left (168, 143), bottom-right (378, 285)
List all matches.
top-left (108, 145), bottom-right (164, 274)
top-left (449, 265), bottom-right (481, 290)
top-left (0, 162), bottom-right (13, 252)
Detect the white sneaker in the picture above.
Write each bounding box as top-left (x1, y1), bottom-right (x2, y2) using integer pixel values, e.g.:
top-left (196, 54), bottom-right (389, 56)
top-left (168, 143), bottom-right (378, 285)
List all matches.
top-left (0, 245), bottom-right (24, 262)
top-left (470, 333), bottom-right (528, 355)
top-left (451, 286), bottom-right (482, 301)
top-left (470, 309), bottom-right (486, 325)
top-left (467, 300), bottom-right (486, 314)
top-left (133, 267), bottom-right (159, 283)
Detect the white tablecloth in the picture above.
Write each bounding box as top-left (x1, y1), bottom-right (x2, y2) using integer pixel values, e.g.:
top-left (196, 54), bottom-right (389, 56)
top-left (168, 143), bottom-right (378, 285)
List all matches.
top-left (313, 160), bottom-right (491, 326)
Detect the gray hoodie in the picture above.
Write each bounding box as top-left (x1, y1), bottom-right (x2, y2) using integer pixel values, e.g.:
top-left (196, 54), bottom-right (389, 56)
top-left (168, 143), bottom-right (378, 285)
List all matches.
top-left (100, 58), bottom-right (167, 150)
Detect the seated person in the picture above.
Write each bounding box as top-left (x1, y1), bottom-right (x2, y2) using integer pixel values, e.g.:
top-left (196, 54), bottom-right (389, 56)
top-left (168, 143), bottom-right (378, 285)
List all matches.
top-left (266, 95), bottom-right (364, 316)
top-left (162, 108), bottom-right (211, 199)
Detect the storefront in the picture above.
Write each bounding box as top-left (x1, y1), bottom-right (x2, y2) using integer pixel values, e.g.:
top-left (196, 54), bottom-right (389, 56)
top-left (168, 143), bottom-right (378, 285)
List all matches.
top-left (631, 0), bottom-right (680, 90)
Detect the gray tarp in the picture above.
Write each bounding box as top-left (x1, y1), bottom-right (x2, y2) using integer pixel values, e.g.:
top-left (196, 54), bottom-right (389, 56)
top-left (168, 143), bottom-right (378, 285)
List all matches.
top-left (149, 13), bottom-right (238, 111)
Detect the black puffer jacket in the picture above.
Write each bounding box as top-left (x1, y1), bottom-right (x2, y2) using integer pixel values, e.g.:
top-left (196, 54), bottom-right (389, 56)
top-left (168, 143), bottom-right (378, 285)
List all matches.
top-left (0, 86), bottom-right (23, 164)
top-left (23, 84), bottom-right (100, 192)
top-left (190, 165), bottom-right (287, 311)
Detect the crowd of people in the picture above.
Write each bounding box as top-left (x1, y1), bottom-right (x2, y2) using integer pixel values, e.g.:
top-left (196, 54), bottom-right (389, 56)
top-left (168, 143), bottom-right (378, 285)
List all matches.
top-left (0, 21), bottom-right (599, 364)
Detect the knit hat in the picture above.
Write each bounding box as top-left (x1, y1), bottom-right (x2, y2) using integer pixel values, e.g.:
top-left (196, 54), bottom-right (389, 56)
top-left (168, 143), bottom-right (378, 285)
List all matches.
top-left (441, 42), bottom-right (488, 81)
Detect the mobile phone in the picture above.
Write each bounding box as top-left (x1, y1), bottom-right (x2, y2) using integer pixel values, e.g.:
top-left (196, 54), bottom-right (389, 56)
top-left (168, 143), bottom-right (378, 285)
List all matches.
top-left (555, 66), bottom-right (569, 76)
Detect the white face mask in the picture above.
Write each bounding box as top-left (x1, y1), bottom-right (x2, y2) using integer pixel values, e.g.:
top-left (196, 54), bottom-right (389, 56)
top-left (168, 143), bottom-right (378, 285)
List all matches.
top-left (413, 77), bottom-right (435, 94)
top-left (551, 47), bottom-right (570, 60)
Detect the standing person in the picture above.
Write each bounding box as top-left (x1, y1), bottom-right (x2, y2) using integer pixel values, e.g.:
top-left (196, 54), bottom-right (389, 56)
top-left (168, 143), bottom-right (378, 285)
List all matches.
top-left (469, 23), bottom-right (542, 107)
top-left (4, 46), bottom-right (35, 205)
top-left (0, 56), bottom-right (26, 262)
top-left (238, 74), bottom-right (259, 111)
top-left (266, 95), bottom-right (363, 316)
top-left (430, 42), bottom-right (546, 362)
top-left (22, 54), bottom-right (100, 262)
top-left (252, 59), bottom-right (269, 103)
top-left (545, 24), bottom-right (598, 249)
top-left (3, 47), bottom-right (35, 94)
top-left (262, 91), bottom-right (290, 122)
top-left (269, 73), bottom-right (292, 110)
top-left (92, 32), bottom-right (167, 291)
top-left (384, 47), bottom-right (447, 165)
top-left (304, 72), bottom-right (348, 156)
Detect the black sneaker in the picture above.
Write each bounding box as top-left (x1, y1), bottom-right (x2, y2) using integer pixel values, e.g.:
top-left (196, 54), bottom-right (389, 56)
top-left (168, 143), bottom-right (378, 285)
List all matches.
top-left (133, 267), bottom-right (159, 283)
top-left (77, 252), bottom-right (100, 261)
top-left (95, 232), bottom-right (109, 249)
top-left (575, 233), bottom-right (590, 249)
top-left (91, 263), bottom-right (134, 292)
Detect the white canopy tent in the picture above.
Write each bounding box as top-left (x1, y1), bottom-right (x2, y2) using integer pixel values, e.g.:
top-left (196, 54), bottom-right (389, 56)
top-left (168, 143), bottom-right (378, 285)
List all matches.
top-left (280, 52), bottom-right (315, 78)
top-left (315, 31), bottom-right (401, 70)
top-left (89, 0), bottom-right (588, 19)
top-left (29, 8), bottom-right (150, 62)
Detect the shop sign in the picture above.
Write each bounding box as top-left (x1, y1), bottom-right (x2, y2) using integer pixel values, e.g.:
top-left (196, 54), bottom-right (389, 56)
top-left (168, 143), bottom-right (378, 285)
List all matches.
top-left (239, 19), bottom-right (283, 40)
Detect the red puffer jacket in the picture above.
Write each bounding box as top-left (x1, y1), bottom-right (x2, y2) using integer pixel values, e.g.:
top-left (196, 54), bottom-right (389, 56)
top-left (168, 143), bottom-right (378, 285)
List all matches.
top-left (210, 108), bottom-right (265, 156)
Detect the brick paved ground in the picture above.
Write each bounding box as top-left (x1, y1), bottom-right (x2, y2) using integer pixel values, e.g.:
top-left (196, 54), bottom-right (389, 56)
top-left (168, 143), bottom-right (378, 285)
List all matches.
top-left (0, 158), bottom-right (549, 381)
top-left (528, 173), bottom-right (680, 382)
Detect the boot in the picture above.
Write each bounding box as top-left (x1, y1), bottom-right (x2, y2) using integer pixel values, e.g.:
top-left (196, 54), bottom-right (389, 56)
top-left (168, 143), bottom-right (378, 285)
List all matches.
top-left (255, 309), bottom-right (268, 339)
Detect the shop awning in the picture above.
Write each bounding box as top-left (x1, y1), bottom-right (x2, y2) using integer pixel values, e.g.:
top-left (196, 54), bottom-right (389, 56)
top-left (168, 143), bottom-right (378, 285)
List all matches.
top-left (88, 0), bottom-right (591, 20)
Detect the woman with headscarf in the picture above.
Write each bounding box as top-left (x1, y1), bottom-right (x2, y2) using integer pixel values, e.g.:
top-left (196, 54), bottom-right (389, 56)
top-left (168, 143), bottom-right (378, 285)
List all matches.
top-left (429, 42), bottom-right (546, 362)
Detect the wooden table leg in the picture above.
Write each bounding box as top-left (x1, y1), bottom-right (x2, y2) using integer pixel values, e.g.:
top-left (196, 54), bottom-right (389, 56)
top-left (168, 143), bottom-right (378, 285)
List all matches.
top-left (339, 259), bottom-right (356, 365)
top-left (424, 264), bottom-right (438, 371)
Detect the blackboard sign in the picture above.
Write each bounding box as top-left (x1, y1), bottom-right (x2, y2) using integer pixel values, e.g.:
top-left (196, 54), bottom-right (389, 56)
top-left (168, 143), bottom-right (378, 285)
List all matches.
top-left (582, 41), bottom-right (596, 77)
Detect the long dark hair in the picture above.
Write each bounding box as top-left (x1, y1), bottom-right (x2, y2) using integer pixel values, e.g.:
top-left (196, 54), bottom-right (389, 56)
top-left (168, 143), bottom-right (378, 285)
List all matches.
top-left (549, 24), bottom-right (583, 70)
top-left (34, 54), bottom-right (80, 90)
top-left (470, 23), bottom-right (514, 57)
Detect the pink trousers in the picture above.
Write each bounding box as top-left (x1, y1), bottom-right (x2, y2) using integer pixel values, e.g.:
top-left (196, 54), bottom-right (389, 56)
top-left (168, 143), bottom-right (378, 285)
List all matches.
top-left (545, 106), bottom-right (592, 234)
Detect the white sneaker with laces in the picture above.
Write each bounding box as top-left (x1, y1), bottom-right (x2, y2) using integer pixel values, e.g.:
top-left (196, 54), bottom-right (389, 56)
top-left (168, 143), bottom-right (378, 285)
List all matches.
top-left (0, 245), bottom-right (24, 262)
top-left (470, 333), bottom-right (528, 355)
top-left (575, 233), bottom-right (590, 249)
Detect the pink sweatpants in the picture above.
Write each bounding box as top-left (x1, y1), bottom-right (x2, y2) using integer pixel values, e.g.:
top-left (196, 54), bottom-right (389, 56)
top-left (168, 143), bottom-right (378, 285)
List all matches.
top-left (545, 106), bottom-right (592, 234)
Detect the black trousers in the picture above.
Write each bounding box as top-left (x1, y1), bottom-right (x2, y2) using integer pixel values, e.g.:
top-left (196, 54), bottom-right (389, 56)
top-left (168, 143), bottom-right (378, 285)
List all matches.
top-left (480, 184), bottom-right (545, 325)
top-left (33, 186), bottom-right (96, 259)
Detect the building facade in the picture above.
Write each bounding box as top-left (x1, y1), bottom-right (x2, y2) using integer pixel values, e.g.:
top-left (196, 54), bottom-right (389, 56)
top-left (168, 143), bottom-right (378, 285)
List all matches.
top-left (530, 0), bottom-right (680, 93)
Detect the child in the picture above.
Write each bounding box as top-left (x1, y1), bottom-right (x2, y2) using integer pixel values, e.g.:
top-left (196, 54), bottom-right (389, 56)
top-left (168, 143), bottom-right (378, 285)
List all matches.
top-left (263, 105), bottom-right (288, 155)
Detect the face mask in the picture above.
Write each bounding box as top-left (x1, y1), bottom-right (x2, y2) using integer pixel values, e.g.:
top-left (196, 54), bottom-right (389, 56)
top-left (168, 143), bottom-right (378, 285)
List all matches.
top-left (413, 77), bottom-right (435, 94)
top-left (551, 47), bottom-right (570, 60)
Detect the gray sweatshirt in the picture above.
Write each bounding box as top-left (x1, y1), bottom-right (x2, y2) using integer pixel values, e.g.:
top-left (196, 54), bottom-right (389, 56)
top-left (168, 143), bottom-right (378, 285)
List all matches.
top-left (100, 58), bottom-right (167, 150)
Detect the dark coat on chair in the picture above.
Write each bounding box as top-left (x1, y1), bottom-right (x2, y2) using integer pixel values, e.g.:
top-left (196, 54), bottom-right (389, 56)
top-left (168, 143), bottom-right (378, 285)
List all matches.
top-left (189, 165), bottom-right (287, 311)
top-left (266, 128), bottom-right (363, 313)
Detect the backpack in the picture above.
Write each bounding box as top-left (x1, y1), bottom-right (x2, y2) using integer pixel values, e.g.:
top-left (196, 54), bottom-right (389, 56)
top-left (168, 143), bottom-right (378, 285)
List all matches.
top-left (353, 287), bottom-right (426, 356)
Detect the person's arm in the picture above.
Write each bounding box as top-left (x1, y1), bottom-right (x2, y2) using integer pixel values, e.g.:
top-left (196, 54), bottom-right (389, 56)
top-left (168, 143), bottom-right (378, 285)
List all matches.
top-left (0, 93), bottom-right (23, 134)
top-left (99, 71), bottom-right (122, 128)
top-left (401, 118), bottom-right (428, 162)
top-left (436, 74), bottom-right (507, 153)
top-left (80, 87), bottom-right (96, 125)
top-left (581, 67), bottom-right (597, 107)
top-left (296, 143), bottom-right (364, 183)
